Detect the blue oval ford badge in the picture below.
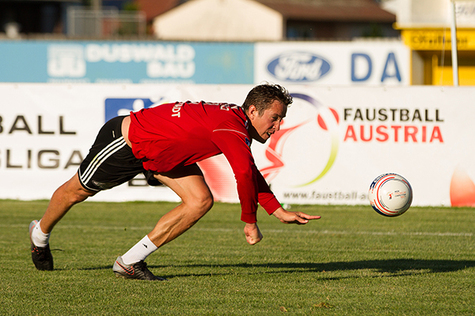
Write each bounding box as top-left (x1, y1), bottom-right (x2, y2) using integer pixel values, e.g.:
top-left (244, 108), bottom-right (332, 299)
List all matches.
top-left (267, 52), bottom-right (331, 82)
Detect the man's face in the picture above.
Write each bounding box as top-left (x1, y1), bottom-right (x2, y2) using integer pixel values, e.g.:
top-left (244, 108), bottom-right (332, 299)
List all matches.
top-left (247, 100), bottom-right (286, 143)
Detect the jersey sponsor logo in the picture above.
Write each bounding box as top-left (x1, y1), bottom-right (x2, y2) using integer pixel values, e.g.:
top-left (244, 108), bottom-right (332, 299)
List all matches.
top-left (171, 102), bottom-right (183, 117)
top-left (266, 52), bottom-right (331, 82)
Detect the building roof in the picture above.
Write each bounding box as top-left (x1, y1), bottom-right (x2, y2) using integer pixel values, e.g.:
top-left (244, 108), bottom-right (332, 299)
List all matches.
top-left (135, 0), bottom-right (182, 22)
top-left (255, 0), bottom-right (396, 22)
top-left (145, 0), bottom-right (396, 23)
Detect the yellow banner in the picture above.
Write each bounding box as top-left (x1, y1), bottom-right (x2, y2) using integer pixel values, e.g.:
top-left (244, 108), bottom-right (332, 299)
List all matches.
top-left (401, 29), bottom-right (475, 50)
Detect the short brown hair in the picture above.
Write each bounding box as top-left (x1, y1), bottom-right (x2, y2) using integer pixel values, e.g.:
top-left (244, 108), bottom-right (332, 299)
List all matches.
top-left (242, 83), bottom-right (293, 115)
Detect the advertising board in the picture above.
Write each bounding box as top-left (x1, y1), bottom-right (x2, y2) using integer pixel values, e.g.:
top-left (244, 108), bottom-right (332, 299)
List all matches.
top-left (1, 84), bottom-right (472, 208)
top-left (255, 41), bottom-right (410, 86)
top-left (0, 40), bottom-right (410, 86)
top-left (0, 41), bottom-right (254, 84)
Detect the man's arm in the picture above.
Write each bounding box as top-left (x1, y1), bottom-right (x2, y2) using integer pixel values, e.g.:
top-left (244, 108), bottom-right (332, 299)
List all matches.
top-left (211, 128), bottom-right (261, 223)
top-left (212, 121), bottom-right (320, 245)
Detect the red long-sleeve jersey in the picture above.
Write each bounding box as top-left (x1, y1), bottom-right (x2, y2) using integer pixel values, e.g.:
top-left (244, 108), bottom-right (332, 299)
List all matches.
top-left (128, 101), bottom-right (281, 223)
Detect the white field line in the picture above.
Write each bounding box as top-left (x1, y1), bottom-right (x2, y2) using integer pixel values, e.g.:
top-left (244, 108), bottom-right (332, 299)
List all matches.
top-left (8, 224), bottom-right (473, 237)
top-left (196, 228), bottom-right (473, 237)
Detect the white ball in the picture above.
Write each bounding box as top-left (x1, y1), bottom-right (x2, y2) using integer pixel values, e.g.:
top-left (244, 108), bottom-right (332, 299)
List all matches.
top-left (368, 173), bottom-right (413, 217)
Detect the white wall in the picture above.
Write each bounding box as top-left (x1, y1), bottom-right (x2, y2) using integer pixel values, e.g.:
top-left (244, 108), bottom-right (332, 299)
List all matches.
top-left (383, 0), bottom-right (475, 27)
top-left (153, 0), bottom-right (283, 41)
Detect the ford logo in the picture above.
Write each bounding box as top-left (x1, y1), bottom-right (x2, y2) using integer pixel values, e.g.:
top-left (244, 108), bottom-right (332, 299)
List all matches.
top-left (267, 52), bottom-right (331, 82)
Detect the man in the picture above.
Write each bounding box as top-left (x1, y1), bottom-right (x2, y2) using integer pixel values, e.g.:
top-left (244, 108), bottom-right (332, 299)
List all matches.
top-left (29, 83), bottom-right (320, 280)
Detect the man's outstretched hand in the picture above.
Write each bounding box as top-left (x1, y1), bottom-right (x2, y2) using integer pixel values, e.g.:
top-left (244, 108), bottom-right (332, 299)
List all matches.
top-left (273, 207), bottom-right (321, 224)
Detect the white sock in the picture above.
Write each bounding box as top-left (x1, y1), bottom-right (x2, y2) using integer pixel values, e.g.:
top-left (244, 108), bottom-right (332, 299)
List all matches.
top-left (31, 220), bottom-right (50, 247)
top-left (121, 235), bottom-right (158, 265)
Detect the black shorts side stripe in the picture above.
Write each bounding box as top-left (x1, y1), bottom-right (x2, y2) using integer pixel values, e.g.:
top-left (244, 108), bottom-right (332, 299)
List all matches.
top-left (78, 116), bottom-right (144, 192)
top-left (79, 137), bottom-right (127, 188)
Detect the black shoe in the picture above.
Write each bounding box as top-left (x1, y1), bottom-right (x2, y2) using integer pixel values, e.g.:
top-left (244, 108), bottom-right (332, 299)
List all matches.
top-left (29, 220), bottom-right (54, 271)
top-left (113, 256), bottom-right (166, 281)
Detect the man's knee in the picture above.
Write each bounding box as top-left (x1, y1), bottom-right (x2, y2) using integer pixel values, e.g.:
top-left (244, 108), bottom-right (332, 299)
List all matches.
top-left (71, 188), bottom-right (95, 204)
top-left (61, 175), bottom-right (96, 205)
top-left (202, 193), bottom-right (214, 211)
top-left (186, 191), bottom-right (214, 214)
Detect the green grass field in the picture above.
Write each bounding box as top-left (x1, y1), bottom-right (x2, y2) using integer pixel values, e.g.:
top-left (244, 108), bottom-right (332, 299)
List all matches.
top-left (1, 200), bottom-right (474, 315)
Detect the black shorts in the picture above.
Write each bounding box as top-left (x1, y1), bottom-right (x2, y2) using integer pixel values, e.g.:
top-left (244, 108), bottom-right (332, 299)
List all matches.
top-left (78, 116), bottom-right (146, 192)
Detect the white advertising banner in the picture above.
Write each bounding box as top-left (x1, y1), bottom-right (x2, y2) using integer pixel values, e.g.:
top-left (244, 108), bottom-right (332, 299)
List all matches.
top-left (0, 84), bottom-right (474, 208)
top-left (254, 86), bottom-right (474, 208)
top-left (255, 41), bottom-right (410, 86)
top-left (0, 83), bottom-right (251, 203)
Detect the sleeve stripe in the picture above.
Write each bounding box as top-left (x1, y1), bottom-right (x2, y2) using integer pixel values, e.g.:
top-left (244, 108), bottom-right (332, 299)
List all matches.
top-left (213, 128), bottom-right (248, 137)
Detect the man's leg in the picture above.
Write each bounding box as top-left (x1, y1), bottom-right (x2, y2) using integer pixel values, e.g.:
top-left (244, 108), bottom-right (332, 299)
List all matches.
top-left (113, 164), bottom-right (213, 280)
top-left (30, 115), bottom-right (142, 271)
top-left (30, 173), bottom-right (96, 270)
top-left (148, 164), bottom-right (214, 247)
top-left (39, 173), bottom-right (96, 234)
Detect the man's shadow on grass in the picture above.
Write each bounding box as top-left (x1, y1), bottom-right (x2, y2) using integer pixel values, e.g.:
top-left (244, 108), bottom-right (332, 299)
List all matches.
top-left (149, 259), bottom-right (475, 280)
